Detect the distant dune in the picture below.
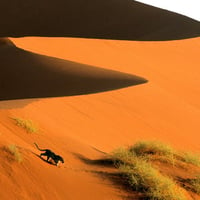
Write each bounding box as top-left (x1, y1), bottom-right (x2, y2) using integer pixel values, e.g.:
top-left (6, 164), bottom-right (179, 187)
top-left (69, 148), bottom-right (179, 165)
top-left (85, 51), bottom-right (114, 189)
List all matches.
top-left (0, 0), bottom-right (200, 40)
top-left (0, 38), bottom-right (147, 101)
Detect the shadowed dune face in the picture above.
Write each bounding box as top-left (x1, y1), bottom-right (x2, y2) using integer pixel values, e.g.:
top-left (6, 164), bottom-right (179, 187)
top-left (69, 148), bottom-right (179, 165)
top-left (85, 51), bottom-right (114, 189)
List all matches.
top-left (0, 37), bottom-right (15, 46)
top-left (0, 0), bottom-right (200, 41)
top-left (0, 41), bottom-right (147, 101)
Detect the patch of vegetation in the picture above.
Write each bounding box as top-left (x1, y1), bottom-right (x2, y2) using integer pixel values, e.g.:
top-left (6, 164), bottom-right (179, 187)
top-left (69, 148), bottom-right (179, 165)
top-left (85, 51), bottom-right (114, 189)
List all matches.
top-left (189, 175), bottom-right (200, 194)
top-left (129, 140), bottom-right (176, 166)
top-left (180, 152), bottom-right (200, 167)
top-left (12, 117), bottom-right (38, 133)
top-left (130, 140), bottom-right (175, 157)
top-left (8, 144), bottom-right (23, 163)
top-left (104, 140), bottom-right (200, 199)
top-left (112, 148), bottom-right (187, 200)
top-left (112, 147), bottom-right (137, 166)
top-left (129, 141), bottom-right (200, 168)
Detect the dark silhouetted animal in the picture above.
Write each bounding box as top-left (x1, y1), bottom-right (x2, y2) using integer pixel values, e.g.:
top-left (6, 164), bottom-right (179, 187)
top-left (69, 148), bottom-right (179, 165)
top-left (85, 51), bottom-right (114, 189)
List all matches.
top-left (34, 143), bottom-right (64, 166)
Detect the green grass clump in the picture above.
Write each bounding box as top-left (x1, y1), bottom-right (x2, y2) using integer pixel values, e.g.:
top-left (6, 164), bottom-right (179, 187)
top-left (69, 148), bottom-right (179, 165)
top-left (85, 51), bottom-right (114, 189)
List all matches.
top-left (112, 148), bottom-right (187, 200)
top-left (8, 144), bottom-right (23, 163)
top-left (12, 117), bottom-right (38, 133)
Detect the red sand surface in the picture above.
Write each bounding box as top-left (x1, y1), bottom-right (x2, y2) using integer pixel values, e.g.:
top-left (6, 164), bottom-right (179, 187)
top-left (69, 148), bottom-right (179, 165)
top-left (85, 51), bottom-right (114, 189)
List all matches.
top-left (0, 36), bottom-right (199, 199)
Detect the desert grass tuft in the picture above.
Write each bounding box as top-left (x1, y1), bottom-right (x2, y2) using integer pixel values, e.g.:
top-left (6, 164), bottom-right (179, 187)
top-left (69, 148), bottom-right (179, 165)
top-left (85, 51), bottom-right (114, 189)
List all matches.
top-left (129, 140), bottom-right (177, 166)
top-left (12, 117), bottom-right (38, 133)
top-left (180, 152), bottom-right (200, 167)
top-left (130, 140), bottom-right (175, 157)
top-left (8, 144), bottom-right (23, 163)
top-left (111, 148), bottom-right (187, 200)
top-left (111, 147), bottom-right (138, 166)
top-left (189, 175), bottom-right (200, 194)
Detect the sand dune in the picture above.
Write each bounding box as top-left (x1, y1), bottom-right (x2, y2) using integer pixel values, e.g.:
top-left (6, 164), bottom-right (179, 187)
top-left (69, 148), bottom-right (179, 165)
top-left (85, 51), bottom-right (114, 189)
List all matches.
top-left (0, 1), bottom-right (200, 196)
top-left (9, 36), bottom-right (200, 151)
top-left (0, 36), bottom-right (199, 199)
top-left (0, 0), bottom-right (200, 40)
top-left (0, 38), bottom-right (147, 101)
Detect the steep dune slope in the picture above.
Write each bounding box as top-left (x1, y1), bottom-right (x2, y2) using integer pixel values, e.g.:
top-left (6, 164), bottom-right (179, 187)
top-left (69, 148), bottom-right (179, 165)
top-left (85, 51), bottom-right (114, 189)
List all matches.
top-left (0, 127), bottom-right (129, 200)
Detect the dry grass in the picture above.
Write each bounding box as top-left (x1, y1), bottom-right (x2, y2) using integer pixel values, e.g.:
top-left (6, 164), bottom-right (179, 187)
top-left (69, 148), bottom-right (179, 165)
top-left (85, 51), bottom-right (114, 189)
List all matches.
top-left (129, 141), bottom-right (200, 168)
top-left (109, 140), bottom-right (200, 199)
top-left (130, 140), bottom-right (175, 157)
top-left (7, 144), bottom-right (23, 163)
top-left (112, 148), bottom-right (187, 200)
top-left (129, 141), bottom-right (177, 166)
top-left (12, 117), bottom-right (38, 133)
top-left (180, 152), bottom-right (200, 167)
top-left (189, 175), bottom-right (200, 194)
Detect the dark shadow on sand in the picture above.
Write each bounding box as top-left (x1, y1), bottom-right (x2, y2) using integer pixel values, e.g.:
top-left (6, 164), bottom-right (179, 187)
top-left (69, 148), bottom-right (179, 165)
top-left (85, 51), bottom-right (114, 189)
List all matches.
top-left (0, 0), bottom-right (199, 41)
top-left (73, 152), bottom-right (145, 200)
top-left (73, 153), bottom-right (115, 167)
top-left (0, 44), bottom-right (147, 101)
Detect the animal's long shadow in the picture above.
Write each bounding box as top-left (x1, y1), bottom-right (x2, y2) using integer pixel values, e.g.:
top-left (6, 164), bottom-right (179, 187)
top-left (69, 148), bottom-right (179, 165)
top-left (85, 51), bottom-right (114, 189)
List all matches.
top-left (0, 0), bottom-right (200, 41)
top-left (73, 153), bottom-right (144, 200)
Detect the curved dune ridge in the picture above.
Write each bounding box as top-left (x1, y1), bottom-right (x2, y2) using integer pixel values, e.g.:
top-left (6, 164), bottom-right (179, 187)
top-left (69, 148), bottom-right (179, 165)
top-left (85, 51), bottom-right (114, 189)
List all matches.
top-left (0, 1), bottom-right (199, 199)
top-left (0, 37), bottom-right (200, 199)
top-left (10, 37), bottom-right (200, 149)
top-left (0, 0), bottom-right (200, 41)
top-left (0, 38), bottom-right (147, 101)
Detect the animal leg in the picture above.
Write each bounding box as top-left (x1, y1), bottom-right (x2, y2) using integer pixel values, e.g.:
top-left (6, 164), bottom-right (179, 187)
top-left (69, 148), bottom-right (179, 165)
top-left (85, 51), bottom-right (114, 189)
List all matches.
top-left (47, 156), bottom-right (50, 161)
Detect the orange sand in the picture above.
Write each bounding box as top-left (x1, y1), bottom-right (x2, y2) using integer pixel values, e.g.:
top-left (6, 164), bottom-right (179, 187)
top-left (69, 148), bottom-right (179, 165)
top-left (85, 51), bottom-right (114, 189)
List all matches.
top-left (10, 37), bottom-right (200, 150)
top-left (0, 36), bottom-right (199, 199)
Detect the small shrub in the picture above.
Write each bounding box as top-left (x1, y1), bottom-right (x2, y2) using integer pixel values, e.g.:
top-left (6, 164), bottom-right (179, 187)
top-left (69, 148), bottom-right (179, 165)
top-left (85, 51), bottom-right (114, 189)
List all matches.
top-left (8, 144), bottom-right (23, 163)
top-left (12, 117), bottom-right (38, 133)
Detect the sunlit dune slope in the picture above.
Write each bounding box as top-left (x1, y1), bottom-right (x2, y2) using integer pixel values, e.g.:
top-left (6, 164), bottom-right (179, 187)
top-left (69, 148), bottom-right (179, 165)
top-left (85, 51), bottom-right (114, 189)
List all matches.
top-left (0, 128), bottom-right (130, 200)
top-left (0, 38), bottom-right (146, 100)
top-left (10, 37), bottom-right (200, 151)
top-left (0, 0), bottom-right (200, 40)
